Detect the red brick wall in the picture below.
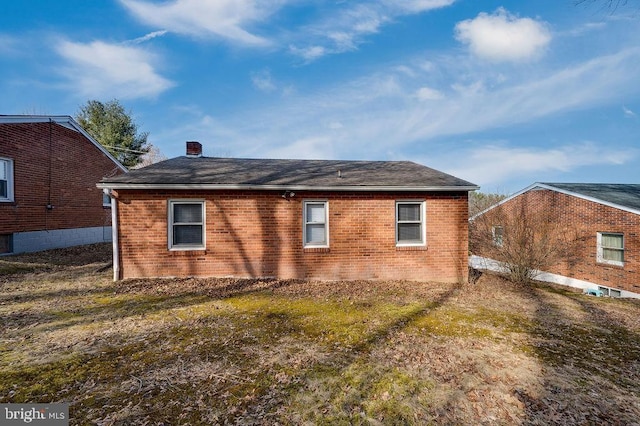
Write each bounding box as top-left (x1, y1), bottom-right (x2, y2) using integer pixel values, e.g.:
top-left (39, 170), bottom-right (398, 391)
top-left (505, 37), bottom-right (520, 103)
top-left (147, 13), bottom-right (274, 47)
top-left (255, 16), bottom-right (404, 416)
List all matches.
top-left (115, 190), bottom-right (470, 282)
top-left (0, 122), bottom-right (124, 234)
top-left (472, 189), bottom-right (640, 294)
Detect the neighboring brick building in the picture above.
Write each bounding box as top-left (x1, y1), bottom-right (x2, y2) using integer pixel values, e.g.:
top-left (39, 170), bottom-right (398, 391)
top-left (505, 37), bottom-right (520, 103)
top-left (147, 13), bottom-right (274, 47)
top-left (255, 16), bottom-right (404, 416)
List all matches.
top-left (99, 142), bottom-right (478, 282)
top-left (0, 115), bottom-right (127, 254)
top-left (470, 183), bottom-right (640, 298)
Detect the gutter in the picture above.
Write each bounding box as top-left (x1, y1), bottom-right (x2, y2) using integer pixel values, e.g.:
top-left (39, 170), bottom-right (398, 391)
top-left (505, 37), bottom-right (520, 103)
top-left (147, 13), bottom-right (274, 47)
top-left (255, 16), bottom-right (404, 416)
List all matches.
top-left (96, 183), bottom-right (480, 192)
top-left (104, 189), bottom-right (120, 281)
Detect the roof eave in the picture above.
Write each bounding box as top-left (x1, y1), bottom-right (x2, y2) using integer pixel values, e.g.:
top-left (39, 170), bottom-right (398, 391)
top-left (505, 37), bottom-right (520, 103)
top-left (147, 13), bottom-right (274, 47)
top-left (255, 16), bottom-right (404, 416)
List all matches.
top-left (540, 183), bottom-right (640, 216)
top-left (97, 183), bottom-right (480, 192)
top-left (470, 182), bottom-right (640, 220)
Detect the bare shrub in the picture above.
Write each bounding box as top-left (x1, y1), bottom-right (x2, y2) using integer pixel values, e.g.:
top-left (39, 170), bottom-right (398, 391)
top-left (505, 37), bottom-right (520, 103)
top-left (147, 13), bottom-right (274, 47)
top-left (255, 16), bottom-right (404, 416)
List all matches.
top-left (470, 192), bottom-right (582, 284)
top-left (469, 191), bottom-right (507, 217)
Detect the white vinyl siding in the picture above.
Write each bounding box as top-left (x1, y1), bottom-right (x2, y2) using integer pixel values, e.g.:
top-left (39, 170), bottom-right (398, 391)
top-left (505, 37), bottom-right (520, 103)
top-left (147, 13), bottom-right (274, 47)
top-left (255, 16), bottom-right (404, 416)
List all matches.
top-left (168, 200), bottom-right (205, 250)
top-left (597, 232), bottom-right (624, 266)
top-left (396, 201), bottom-right (426, 246)
top-left (0, 158), bottom-right (14, 202)
top-left (303, 201), bottom-right (329, 247)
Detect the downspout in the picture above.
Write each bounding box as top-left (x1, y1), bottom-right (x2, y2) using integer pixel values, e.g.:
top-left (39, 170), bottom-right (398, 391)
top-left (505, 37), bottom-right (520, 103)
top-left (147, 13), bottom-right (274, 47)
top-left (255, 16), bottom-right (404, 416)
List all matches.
top-left (104, 188), bottom-right (120, 281)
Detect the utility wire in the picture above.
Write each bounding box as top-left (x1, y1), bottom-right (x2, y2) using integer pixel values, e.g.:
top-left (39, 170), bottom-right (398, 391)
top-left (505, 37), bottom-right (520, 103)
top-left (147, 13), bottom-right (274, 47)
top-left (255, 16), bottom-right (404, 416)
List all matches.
top-left (101, 145), bottom-right (149, 154)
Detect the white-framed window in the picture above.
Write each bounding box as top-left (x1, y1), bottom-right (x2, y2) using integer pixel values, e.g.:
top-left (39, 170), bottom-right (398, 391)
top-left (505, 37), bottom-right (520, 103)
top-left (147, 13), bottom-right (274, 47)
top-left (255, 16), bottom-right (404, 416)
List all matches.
top-left (102, 192), bottom-right (112, 208)
top-left (168, 200), bottom-right (205, 250)
top-left (0, 157), bottom-right (14, 202)
top-left (492, 226), bottom-right (504, 247)
top-left (597, 232), bottom-right (624, 266)
top-left (303, 200), bottom-right (329, 247)
top-left (396, 201), bottom-right (426, 246)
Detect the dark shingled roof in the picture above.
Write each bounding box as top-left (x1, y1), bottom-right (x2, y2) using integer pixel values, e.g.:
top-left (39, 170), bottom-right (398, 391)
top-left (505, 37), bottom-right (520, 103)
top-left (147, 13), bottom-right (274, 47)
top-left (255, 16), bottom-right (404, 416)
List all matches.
top-left (100, 156), bottom-right (477, 190)
top-left (542, 183), bottom-right (640, 212)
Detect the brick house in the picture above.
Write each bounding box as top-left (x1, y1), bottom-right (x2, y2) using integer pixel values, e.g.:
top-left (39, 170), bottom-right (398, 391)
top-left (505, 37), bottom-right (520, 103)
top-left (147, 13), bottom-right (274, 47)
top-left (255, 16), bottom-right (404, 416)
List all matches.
top-left (0, 115), bottom-right (127, 254)
top-left (98, 142), bottom-right (478, 282)
top-left (470, 183), bottom-right (640, 298)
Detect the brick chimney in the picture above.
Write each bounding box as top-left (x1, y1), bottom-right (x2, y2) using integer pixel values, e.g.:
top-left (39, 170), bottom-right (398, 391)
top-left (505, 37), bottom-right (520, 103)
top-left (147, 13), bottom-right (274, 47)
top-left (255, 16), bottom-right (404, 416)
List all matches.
top-left (186, 141), bottom-right (202, 157)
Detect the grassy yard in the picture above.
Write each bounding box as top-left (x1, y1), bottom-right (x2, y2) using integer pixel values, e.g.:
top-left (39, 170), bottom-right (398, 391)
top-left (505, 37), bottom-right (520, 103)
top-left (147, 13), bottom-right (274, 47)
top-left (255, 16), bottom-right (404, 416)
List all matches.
top-left (1, 244), bottom-right (639, 425)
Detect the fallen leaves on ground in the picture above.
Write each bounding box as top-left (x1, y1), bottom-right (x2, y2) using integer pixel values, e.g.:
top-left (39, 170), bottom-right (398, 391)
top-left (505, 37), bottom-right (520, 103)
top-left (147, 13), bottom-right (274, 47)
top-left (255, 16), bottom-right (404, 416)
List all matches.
top-left (1, 244), bottom-right (639, 425)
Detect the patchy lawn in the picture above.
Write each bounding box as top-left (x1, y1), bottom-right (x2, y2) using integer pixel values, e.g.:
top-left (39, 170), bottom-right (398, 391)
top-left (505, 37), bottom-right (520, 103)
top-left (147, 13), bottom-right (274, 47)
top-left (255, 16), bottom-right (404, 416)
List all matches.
top-left (1, 244), bottom-right (639, 425)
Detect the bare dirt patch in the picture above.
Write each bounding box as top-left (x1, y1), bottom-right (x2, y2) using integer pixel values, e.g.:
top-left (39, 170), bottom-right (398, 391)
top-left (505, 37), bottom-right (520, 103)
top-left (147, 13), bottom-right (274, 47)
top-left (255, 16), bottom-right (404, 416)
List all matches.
top-left (1, 247), bottom-right (639, 425)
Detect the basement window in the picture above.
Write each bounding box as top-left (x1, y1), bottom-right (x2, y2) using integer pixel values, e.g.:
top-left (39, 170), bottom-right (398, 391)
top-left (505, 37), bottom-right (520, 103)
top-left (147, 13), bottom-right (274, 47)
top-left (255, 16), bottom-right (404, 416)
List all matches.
top-left (396, 201), bottom-right (426, 246)
top-left (168, 200), bottom-right (205, 250)
top-left (0, 157), bottom-right (14, 202)
top-left (598, 286), bottom-right (622, 298)
top-left (597, 232), bottom-right (624, 266)
top-left (0, 234), bottom-right (12, 254)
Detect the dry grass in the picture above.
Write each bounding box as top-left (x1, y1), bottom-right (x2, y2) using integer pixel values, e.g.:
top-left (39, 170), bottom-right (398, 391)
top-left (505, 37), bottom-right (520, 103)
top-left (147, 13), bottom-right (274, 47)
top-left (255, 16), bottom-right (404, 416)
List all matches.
top-left (1, 244), bottom-right (639, 425)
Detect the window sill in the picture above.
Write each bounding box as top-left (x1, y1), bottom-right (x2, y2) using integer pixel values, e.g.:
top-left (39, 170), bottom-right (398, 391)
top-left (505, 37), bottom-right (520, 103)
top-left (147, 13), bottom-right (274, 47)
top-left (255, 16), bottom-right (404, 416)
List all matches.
top-left (303, 247), bottom-right (330, 253)
top-left (597, 261), bottom-right (624, 269)
top-left (169, 247), bottom-right (206, 253)
top-left (396, 245), bottom-right (427, 251)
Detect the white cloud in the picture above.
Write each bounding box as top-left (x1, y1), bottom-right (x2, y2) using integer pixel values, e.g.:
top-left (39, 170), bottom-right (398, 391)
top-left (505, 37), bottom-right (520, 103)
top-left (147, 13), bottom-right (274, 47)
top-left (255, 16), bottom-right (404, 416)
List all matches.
top-left (119, 0), bottom-right (278, 46)
top-left (387, 0), bottom-right (456, 13)
top-left (251, 69), bottom-right (277, 93)
top-left (562, 21), bottom-right (607, 37)
top-left (400, 48), bottom-right (640, 143)
top-left (416, 86), bottom-right (443, 100)
top-left (0, 34), bottom-right (18, 55)
top-left (263, 136), bottom-right (335, 160)
top-left (395, 65), bottom-right (417, 77)
top-left (455, 8), bottom-right (551, 62)
top-left (56, 40), bottom-right (174, 99)
top-left (158, 46), bottom-right (640, 188)
top-left (442, 143), bottom-right (634, 187)
top-left (289, 0), bottom-right (455, 61)
top-left (451, 80), bottom-right (485, 96)
top-left (288, 45), bottom-right (327, 62)
top-left (623, 105), bottom-right (636, 117)
top-left (128, 30), bottom-right (168, 45)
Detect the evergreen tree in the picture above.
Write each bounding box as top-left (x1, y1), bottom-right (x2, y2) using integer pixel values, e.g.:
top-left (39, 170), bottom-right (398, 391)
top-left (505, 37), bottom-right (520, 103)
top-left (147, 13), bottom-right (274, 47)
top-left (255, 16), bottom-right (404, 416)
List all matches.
top-left (75, 99), bottom-right (150, 168)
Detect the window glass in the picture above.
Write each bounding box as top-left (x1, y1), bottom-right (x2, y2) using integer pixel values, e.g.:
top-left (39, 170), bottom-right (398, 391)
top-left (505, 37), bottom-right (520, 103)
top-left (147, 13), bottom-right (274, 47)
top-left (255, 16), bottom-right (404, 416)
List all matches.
top-left (304, 201), bottom-right (328, 247)
top-left (492, 226), bottom-right (504, 247)
top-left (598, 232), bottom-right (623, 265)
top-left (169, 201), bottom-right (205, 249)
top-left (174, 203), bottom-right (203, 223)
top-left (398, 223), bottom-right (421, 241)
top-left (173, 225), bottom-right (203, 245)
top-left (0, 159), bottom-right (10, 200)
top-left (306, 224), bottom-right (326, 244)
top-left (398, 204), bottom-right (420, 221)
top-left (306, 203), bottom-right (325, 223)
top-left (396, 202), bottom-right (425, 245)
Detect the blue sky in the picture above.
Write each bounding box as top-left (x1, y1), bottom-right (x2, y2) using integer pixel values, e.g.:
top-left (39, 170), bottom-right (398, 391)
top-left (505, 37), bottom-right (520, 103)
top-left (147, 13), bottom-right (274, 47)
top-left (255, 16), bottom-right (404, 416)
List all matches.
top-left (1, 0), bottom-right (639, 194)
